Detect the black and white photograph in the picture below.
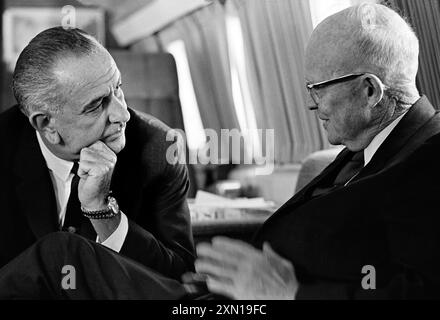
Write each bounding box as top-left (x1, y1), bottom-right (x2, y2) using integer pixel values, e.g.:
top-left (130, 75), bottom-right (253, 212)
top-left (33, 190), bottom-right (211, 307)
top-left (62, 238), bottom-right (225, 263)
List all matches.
top-left (0, 0), bottom-right (439, 311)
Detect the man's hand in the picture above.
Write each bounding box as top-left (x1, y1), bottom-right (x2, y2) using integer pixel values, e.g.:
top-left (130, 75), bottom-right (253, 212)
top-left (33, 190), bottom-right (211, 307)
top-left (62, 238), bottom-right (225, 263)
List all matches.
top-left (194, 237), bottom-right (299, 300)
top-left (78, 141), bottom-right (117, 211)
top-left (77, 141), bottom-right (121, 242)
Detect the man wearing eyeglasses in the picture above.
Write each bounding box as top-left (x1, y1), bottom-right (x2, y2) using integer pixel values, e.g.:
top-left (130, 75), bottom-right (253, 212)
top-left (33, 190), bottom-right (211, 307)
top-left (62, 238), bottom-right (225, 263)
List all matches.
top-left (191, 3), bottom-right (440, 299)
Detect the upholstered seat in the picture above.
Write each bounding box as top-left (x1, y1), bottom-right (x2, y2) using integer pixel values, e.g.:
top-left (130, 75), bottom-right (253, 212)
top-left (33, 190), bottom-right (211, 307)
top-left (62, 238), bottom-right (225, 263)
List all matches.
top-left (295, 147), bottom-right (343, 193)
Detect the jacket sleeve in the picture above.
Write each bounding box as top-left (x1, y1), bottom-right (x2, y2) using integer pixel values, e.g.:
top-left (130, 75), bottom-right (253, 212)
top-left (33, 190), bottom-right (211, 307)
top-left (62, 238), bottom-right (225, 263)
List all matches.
top-left (119, 155), bottom-right (195, 280)
top-left (296, 270), bottom-right (430, 300)
top-left (298, 137), bottom-right (440, 300)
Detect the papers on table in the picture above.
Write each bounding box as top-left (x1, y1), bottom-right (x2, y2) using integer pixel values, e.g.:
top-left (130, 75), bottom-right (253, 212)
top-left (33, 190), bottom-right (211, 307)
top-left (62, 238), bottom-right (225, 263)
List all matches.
top-left (189, 191), bottom-right (276, 221)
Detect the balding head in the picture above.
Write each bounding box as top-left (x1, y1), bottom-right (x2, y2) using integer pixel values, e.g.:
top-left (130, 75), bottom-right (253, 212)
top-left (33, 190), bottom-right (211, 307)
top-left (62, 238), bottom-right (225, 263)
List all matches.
top-left (306, 3), bottom-right (419, 103)
top-left (12, 27), bottom-right (106, 117)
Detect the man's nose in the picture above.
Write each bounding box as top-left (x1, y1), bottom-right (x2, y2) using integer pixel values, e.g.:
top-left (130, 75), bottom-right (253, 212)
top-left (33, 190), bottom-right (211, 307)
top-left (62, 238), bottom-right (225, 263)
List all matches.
top-left (108, 95), bottom-right (130, 124)
top-left (306, 93), bottom-right (318, 111)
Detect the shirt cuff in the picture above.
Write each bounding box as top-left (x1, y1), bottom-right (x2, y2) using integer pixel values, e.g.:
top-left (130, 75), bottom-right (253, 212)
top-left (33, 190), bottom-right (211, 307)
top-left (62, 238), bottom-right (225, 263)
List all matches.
top-left (97, 212), bottom-right (129, 252)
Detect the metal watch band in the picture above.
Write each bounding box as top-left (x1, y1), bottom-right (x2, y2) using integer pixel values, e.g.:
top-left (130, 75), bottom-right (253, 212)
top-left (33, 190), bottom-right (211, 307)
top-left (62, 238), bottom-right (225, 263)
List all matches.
top-left (82, 210), bottom-right (120, 220)
top-left (81, 195), bottom-right (120, 220)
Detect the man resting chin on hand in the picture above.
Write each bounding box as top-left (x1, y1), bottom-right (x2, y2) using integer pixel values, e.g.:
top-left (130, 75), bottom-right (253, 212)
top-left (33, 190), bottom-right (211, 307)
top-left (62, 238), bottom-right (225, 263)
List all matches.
top-left (77, 140), bottom-right (121, 243)
top-left (0, 27), bottom-right (195, 293)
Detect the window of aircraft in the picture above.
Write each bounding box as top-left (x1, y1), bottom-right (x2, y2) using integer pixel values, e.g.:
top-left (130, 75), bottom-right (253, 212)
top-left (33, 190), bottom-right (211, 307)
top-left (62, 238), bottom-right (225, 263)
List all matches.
top-left (166, 40), bottom-right (206, 151)
top-left (225, 10), bottom-right (261, 162)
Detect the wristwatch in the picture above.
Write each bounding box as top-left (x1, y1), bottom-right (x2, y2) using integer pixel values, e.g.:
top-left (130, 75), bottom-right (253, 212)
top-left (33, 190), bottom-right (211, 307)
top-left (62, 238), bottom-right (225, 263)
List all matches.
top-left (81, 195), bottom-right (120, 220)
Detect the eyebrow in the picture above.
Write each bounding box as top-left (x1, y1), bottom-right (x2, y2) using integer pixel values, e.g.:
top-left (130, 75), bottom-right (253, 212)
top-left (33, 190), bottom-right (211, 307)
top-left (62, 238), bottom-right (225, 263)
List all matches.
top-left (80, 70), bottom-right (122, 113)
top-left (81, 93), bottom-right (109, 113)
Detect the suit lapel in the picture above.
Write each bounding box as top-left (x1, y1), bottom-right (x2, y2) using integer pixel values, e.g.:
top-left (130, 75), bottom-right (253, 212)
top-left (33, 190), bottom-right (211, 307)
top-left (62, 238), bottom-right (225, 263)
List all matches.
top-left (356, 96), bottom-right (438, 180)
top-left (110, 109), bottom-right (145, 218)
top-left (266, 147), bottom-right (350, 223)
top-left (263, 96), bottom-right (439, 227)
top-left (13, 121), bottom-right (59, 239)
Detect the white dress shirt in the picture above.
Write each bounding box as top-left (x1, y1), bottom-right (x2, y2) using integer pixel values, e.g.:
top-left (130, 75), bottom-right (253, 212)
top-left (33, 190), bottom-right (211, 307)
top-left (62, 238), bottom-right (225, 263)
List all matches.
top-left (363, 111), bottom-right (408, 166)
top-left (36, 132), bottom-right (128, 252)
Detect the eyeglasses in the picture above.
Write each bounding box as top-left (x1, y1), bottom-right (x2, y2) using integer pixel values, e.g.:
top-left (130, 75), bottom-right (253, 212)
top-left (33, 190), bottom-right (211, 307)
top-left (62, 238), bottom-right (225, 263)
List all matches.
top-left (306, 72), bottom-right (388, 110)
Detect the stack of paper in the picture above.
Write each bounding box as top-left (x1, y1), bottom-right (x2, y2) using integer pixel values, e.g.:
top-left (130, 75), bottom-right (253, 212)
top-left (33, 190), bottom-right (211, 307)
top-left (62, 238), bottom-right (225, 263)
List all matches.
top-left (189, 191), bottom-right (276, 221)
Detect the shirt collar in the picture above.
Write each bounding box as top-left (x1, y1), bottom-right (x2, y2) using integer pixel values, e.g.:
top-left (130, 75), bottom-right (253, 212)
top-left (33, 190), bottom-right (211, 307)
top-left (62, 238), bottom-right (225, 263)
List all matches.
top-left (36, 132), bottom-right (74, 182)
top-left (364, 110), bottom-right (409, 166)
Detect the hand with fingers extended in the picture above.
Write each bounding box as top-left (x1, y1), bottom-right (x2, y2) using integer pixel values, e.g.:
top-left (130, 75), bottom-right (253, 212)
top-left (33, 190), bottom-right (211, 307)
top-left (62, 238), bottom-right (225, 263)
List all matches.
top-left (193, 237), bottom-right (299, 300)
top-left (78, 140), bottom-right (117, 211)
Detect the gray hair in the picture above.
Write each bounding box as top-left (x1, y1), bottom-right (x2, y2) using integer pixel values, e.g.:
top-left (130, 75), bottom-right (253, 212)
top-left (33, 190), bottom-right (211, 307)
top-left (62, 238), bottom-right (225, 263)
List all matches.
top-left (347, 3), bottom-right (420, 106)
top-left (12, 27), bottom-right (102, 116)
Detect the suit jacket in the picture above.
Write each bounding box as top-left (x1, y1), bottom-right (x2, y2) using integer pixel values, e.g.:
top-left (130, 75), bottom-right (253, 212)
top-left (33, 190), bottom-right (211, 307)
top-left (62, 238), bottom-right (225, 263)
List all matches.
top-left (254, 96), bottom-right (440, 299)
top-left (0, 105), bottom-right (195, 280)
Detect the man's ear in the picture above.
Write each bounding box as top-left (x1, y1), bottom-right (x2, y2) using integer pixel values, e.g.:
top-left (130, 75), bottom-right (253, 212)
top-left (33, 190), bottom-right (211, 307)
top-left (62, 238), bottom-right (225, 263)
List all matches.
top-left (363, 75), bottom-right (384, 108)
top-left (29, 112), bottom-right (61, 145)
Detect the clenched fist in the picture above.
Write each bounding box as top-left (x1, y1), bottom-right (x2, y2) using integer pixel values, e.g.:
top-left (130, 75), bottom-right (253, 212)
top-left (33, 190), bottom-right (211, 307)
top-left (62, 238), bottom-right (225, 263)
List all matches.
top-left (77, 141), bottom-right (117, 211)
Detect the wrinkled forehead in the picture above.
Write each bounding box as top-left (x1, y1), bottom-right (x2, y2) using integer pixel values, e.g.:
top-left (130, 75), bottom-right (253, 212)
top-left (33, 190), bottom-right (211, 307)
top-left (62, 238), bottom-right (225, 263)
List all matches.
top-left (304, 5), bottom-right (378, 82)
top-left (53, 49), bottom-right (117, 85)
top-left (305, 28), bottom-right (360, 83)
top-left (52, 49), bottom-right (119, 109)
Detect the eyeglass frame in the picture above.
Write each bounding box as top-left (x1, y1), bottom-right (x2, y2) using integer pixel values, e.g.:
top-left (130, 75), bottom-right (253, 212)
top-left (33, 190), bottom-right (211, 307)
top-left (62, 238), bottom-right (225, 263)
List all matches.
top-left (306, 72), bottom-right (388, 110)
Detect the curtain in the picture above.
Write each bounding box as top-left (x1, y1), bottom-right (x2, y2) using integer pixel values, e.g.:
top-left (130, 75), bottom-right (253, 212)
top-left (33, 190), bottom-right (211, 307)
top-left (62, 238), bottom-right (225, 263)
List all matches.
top-left (391, 0), bottom-right (440, 108)
top-left (159, 0), bottom-right (329, 165)
top-left (228, 0), bottom-right (328, 164)
top-left (159, 2), bottom-right (240, 134)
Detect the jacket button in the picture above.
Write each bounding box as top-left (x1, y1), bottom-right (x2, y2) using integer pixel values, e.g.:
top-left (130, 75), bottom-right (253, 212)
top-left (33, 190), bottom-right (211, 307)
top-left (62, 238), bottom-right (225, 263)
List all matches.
top-left (66, 226), bottom-right (77, 233)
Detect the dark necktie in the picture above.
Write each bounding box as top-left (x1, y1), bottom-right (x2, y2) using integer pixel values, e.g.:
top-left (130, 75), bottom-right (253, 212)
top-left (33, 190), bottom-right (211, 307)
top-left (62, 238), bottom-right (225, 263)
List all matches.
top-left (311, 150), bottom-right (364, 198)
top-left (333, 150), bottom-right (364, 187)
top-left (63, 163), bottom-right (96, 239)
top-left (63, 162), bottom-right (81, 232)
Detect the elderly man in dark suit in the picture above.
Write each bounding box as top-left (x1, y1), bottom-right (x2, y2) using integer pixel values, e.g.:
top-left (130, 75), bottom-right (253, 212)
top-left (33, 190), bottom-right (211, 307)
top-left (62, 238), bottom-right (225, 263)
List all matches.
top-left (193, 3), bottom-right (440, 299)
top-left (0, 27), bottom-right (194, 282)
top-left (1, 3), bottom-right (440, 300)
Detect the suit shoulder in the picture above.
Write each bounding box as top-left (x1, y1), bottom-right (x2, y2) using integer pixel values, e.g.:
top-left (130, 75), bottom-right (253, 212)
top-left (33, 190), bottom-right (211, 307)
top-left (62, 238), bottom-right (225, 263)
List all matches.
top-left (127, 108), bottom-right (182, 148)
top-left (130, 108), bottom-right (171, 132)
top-left (0, 106), bottom-right (28, 141)
top-left (124, 109), bottom-right (185, 170)
top-left (0, 104), bottom-right (25, 125)
top-left (0, 106), bottom-right (29, 168)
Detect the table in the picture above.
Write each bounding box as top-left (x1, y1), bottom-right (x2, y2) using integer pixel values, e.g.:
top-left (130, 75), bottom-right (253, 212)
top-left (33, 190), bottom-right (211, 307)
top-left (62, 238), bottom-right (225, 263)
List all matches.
top-left (191, 210), bottom-right (275, 243)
